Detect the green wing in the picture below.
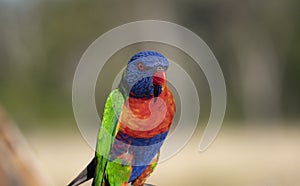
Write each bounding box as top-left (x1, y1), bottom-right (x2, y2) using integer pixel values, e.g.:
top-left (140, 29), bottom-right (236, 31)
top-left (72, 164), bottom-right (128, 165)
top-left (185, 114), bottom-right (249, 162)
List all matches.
top-left (93, 89), bottom-right (124, 186)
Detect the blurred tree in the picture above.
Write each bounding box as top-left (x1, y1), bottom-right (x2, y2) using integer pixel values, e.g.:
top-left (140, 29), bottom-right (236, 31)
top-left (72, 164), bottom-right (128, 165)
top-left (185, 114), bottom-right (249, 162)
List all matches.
top-left (0, 107), bottom-right (51, 186)
top-left (0, 0), bottom-right (299, 128)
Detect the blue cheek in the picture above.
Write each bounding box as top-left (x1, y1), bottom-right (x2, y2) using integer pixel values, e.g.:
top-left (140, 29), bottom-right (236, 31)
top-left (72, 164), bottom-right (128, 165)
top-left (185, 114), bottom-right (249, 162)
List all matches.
top-left (125, 63), bottom-right (157, 98)
top-left (129, 77), bottom-right (153, 98)
top-left (126, 67), bottom-right (153, 85)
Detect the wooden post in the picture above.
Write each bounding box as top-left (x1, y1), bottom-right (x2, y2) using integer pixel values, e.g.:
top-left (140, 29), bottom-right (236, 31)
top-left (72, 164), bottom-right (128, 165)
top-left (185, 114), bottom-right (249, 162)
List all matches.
top-left (0, 107), bottom-right (51, 186)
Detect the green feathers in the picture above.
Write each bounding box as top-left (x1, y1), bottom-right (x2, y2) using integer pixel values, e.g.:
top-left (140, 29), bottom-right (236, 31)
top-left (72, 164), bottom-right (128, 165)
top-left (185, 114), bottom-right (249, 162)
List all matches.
top-left (94, 89), bottom-right (124, 186)
top-left (106, 160), bottom-right (131, 185)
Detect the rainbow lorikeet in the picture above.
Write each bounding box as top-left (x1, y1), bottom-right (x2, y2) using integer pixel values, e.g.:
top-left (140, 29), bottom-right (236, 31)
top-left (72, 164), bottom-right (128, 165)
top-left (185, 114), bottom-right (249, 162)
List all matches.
top-left (68, 51), bottom-right (176, 186)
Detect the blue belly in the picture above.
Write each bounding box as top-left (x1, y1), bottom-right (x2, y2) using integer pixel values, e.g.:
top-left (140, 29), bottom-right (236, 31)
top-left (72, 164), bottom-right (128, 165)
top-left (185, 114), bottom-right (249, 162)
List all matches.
top-left (110, 131), bottom-right (169, 182)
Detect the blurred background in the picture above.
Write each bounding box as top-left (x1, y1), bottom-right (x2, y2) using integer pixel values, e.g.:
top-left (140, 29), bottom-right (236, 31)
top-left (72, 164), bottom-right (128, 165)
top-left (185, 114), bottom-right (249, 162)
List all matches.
top-left (0, 0), bottom-right (299, 185)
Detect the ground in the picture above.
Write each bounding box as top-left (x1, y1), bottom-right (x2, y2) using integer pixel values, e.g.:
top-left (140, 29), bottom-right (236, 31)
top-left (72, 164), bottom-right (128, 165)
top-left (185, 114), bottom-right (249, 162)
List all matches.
top-left (26, 124), bottom-right (300, 186)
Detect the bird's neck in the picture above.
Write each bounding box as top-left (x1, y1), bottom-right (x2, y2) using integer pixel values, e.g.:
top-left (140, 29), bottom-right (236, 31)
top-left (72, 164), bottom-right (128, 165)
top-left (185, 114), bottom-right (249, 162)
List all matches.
top-left (119, 77), bottom-right (163, 99)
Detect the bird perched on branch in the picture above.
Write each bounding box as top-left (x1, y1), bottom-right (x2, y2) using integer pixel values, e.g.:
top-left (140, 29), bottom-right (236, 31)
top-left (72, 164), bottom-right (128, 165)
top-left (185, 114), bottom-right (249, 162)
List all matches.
top-left (68, 51), bottom-right (176, 186)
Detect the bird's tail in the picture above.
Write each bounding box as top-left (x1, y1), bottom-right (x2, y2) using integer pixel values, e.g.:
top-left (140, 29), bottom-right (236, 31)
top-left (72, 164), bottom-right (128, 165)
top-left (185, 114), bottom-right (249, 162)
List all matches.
top-left (68, 157), bottom-right (97, 186)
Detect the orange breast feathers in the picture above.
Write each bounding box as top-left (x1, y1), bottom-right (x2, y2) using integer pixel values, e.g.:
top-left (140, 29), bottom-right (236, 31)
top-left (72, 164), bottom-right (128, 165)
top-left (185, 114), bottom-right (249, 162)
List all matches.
top-left (118, 87), bottom-right (176, 138)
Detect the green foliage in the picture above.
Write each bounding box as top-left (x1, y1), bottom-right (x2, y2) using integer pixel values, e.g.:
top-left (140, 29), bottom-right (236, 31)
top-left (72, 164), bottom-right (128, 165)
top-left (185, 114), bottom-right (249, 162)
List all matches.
top-left (0, 0), bottom-right (300, 128)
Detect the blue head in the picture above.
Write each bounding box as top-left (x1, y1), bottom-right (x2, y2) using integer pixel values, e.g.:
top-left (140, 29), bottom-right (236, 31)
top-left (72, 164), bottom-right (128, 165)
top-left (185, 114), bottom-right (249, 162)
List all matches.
top-left (121, 51), bottom-right (169, 99)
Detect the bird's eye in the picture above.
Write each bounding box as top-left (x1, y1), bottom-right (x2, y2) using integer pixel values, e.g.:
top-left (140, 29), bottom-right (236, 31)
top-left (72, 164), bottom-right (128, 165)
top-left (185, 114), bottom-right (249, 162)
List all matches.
top-left (137, 62), bottom-right (144, 71)
top-left (163, 66), bottom-right (168, 70)
top-left (156, 66), bottom-right (163, 71)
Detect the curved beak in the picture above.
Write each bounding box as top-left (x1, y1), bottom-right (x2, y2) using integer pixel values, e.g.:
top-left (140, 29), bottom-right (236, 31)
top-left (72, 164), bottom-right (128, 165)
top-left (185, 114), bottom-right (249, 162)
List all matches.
top-left (153, 71), bottom-right (166, 86)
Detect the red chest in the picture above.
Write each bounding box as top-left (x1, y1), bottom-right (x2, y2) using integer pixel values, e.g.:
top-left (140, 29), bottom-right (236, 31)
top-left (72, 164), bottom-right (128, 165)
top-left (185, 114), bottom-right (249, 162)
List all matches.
top-left (118, 87), bottom-right (175, 138)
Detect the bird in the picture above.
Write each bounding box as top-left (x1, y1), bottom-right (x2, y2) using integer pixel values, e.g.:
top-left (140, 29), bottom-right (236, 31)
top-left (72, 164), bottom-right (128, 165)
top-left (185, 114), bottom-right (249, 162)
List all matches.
top-left (68, 51), bottom-right (176, 186)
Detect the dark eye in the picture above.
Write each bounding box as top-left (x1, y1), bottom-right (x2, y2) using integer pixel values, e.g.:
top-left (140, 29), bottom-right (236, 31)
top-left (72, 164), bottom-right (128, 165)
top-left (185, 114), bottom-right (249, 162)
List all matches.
top-left (156, 66), bottom-right (164, 71)
top-left (137, 62), bottom-right (144, 71)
